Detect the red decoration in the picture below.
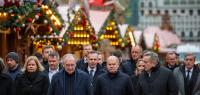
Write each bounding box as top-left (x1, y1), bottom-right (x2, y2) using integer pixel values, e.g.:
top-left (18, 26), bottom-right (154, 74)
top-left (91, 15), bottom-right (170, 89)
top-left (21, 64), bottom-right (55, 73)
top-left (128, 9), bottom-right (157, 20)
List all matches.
top-left (15, 27), bottom-right (21, 31)
top-left (91, 35), bottom-right (97, 40)
top-left (89, 0), bottom-right (104, 6)
top-left (36, 13), bottom-right (42, 17)
top-left (27, 18), bottom-right (33, 23)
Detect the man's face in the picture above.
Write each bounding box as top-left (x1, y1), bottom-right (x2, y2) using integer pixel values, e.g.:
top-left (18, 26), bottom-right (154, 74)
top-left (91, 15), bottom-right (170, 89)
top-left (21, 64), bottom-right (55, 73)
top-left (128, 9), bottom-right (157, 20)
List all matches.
top-left (48, 56), bottom-right (59, 70)
top-left (166, 54), bottom-right (177, 66)
top-left (107, 58), bottom-right (119, 74)
top-left (43, 48), bottom-right (54, 60)
top-left (131, 46), bottom-right (141, 61)
top-left (87, 53), bottom-right (98, 69)
top-left (6, 58), bottom-right (17, 70)
top-left (27, 60), bottom-right (37, 73)
top-left (83, 45), bottom-right (93, 57)
top-left (143, 56), bottom-right (155, 72)
top-left (63, 59), bottom-right (76, 75)
top-left (184, 55), bottom-right (195, 70)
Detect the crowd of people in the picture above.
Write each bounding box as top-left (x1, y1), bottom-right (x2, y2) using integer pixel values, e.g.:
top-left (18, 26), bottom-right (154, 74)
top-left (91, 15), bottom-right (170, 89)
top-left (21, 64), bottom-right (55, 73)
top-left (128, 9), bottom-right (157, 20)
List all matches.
top-left (0, 44), bottom-right (200, 95)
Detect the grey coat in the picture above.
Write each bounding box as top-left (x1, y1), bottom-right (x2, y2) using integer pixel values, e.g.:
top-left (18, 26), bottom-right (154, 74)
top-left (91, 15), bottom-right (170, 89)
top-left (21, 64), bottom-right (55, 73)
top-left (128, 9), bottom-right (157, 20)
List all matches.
top-left (173, 65), bottom-right (200, 95)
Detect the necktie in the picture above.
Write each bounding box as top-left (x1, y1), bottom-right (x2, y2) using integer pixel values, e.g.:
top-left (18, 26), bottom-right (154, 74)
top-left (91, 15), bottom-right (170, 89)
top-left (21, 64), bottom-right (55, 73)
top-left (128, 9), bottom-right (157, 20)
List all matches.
top-left (186, 70), bottom-right (190, 85)
top-left (89, 69), bottom-right (94, 79)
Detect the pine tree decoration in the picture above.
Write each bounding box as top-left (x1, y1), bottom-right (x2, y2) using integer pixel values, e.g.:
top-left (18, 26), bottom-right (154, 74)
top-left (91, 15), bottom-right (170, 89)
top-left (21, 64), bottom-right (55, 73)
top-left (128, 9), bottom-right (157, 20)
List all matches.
top-left (99, 19), bottom-right (123, 48)
top-left (152, 33), bottom-right (160, 52)
top-left (67, 9), bottom-right (96, 46)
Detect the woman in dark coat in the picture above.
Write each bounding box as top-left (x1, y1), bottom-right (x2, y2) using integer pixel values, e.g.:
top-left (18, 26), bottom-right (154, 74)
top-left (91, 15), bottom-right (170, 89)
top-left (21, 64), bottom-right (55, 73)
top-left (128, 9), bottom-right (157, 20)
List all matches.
top-left (15, 56), bottom-right (49, 95)
top-left (131, 59), bottom-right (145, 91)
top-left (0, 57), bottom-right (14, 95)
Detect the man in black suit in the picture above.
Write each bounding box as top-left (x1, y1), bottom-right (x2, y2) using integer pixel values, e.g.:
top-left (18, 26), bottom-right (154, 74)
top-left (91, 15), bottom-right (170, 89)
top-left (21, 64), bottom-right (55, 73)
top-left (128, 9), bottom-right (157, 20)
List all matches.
top-left (80, 51), bottom-right (106, 87)
top-left (76, 44), bottom-right (93, 69)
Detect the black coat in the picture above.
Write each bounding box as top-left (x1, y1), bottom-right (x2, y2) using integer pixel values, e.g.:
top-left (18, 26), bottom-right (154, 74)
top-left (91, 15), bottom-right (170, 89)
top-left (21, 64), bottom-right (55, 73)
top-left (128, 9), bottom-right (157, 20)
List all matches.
top-left (48, 69), bottom-right (92, 95)
top-left (15, 72), bottom-right (49, 95)
top-left (137, 64), bottom-right (178, 95)
top-left (79, 63), bottom-right (106, 86)
top-left (0, 73), bottom-right (14, 95)
top-left (94, 71), bottom-right (135, 95)
top-left (120, 59), bottom-right (136, 76)
top-left (76, 58), bottom-right (86, 69)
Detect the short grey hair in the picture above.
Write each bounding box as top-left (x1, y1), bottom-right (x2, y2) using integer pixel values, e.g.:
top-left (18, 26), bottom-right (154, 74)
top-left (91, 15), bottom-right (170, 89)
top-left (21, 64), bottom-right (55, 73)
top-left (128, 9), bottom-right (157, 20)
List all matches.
top-left (143, 51), bottom-right (159, 64)
top-left (61, 54), bottom-right (77, 64)
top-left (107, 56), bottom-right (120, 65)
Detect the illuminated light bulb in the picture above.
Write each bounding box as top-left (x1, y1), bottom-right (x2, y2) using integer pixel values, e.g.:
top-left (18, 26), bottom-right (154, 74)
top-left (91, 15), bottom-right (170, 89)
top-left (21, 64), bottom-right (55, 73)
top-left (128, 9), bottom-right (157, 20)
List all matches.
top-left (74, 27), bottom-right (76, 30)
top-left (48, 10), bottom-right (52, 14)
top-left (54, 22), bottom-right (58, 26)
top-left (83, 34), bottom-right (86, 37)
top-left (0, 13), bottom-right (2, 16)
top-left (115, 31), bottom-right (118, 34)
top-left (11, 14), bottom-right (14, 17)
top-left (110, 27), bottom-right (113, 30)
top-left (46, 11), bottom-right (49, 15)
top-left (111, 21), bottom-right (115, 26)
top-left (87, 34), bottom-right (90, 37)
top-left (118, 39), bottom-right (122, 42)
top-left (3, 12), bottom-right (7, 17)
top-left (106, 27), bottom-right (109, 30)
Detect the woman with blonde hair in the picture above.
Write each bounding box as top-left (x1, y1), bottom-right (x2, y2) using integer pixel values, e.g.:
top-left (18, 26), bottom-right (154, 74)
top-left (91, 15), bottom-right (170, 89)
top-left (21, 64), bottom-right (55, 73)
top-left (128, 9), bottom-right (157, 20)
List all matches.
top-left (15, 56), bottom-right (49, 95)
top-left (0, 57), bottom-right (14, 95)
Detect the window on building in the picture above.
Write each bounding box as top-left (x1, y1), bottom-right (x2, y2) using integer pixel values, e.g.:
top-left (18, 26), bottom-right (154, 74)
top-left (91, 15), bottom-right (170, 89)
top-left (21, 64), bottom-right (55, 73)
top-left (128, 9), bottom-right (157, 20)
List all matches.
top-left (164, 0), bottom-right (170, 5)
top-left (189, 10), bottom-right (193, 16)
top-left (181, 31), bottom-right (185, 37)
top-left (165, 10), bottom-right (169, 15)
top-left (172, 0), bottom-right (178, 4)
top-left (181, 10), bottom-right (185, 14)
top-left (189, 0), bottom-right (195, 4)
top-left (198, 10), bottom-right (200, 16)
top-left (149, 2), bottom-right (152, 8)
top-left (149, 10), bottom-right (152, 14)
top-left (189, 31), bottom-right (193, 37)
top-left (173, 10), bottom-right (177, 14)
top-left (180, 0), bottom-right (187, 4)
top-left (198, 31), bottom-right (200, 37)
top-left (141, 10), bottom-right (144, 16)
top-left (198, 0), bottom-right (200, 4)
top-left (157, 10), bottom-right (160, 15)
top-left (141, 2), bottom-right (144, 8)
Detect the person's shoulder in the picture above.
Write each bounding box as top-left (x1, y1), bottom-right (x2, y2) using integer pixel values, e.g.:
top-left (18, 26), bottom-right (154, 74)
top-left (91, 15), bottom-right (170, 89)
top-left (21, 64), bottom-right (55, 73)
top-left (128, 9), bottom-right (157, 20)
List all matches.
top-left (77, 69), bottom-right (89, 77)
top-left (0, 73), bottom-right (12, 80)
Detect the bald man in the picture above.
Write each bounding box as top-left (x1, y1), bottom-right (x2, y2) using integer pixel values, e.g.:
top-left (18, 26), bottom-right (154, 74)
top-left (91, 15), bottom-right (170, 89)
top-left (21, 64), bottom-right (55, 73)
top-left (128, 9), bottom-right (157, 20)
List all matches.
top-left (94, 56), bottom-right (135, 95)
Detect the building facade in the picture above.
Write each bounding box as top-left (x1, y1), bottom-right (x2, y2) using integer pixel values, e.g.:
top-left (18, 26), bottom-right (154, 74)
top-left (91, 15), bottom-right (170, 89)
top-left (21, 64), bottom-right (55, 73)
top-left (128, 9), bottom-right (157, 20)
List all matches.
top-left (138, 0), bottom-right (200, 44)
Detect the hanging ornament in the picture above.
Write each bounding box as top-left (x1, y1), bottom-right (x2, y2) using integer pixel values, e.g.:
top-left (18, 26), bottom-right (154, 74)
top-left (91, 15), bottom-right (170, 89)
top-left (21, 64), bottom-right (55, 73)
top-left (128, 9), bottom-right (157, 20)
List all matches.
top-left (36, 13), bottom-right (41, 17)
top-left (27, 18), bottom-right (33, 23)
top-left (35, 15), bottom-right (39, 20)
top-left (43, 19), bottom-right (48, 24)
top-left (56, 45), bottom-right (62, 51)
top-left (22, 24), bottom-right (25, 27)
